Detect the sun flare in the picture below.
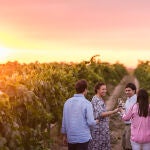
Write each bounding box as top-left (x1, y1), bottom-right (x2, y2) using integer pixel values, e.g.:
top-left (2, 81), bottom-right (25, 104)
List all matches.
top-left (0, 46), bottom-right (10, 63)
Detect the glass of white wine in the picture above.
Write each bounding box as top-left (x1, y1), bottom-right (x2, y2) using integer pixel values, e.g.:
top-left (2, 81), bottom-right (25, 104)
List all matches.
top-left (118, 98), bottom-right (123, 108)
top-left (117, 98), bottom-right (125, 115)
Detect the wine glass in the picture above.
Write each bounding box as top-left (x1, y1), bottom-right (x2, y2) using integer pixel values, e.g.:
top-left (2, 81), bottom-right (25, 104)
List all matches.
top-left (118, 98), bottom-right (123, 108)
top-left (118, 97), bottom-right (125, 111)
top-left (116, 98), bottom-right (123, 115)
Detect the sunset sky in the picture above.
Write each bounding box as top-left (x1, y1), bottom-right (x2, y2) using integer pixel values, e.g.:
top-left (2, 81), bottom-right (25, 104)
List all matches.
top-left (0, 0), bottom-right (150, 68)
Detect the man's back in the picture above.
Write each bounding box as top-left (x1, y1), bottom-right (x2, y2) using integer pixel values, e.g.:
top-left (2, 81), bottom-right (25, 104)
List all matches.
top-left (61, 94), bottom-right (96, 143)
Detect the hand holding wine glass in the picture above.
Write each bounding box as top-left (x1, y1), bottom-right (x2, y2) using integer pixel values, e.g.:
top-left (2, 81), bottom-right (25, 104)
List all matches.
top-left (118, 98), bottom-right (123, 108)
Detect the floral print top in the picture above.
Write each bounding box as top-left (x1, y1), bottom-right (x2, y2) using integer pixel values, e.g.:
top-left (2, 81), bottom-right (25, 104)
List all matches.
top-left (88, 95), bottom-right (111, 150)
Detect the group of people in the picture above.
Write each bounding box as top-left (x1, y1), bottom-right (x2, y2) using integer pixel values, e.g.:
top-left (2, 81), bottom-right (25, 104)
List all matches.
top-left (61, 79), bottom-right (150, 150)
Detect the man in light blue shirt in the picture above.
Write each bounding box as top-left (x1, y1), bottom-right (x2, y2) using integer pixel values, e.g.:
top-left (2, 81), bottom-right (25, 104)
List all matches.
top-left (61, 79), bottom-right (99, 150)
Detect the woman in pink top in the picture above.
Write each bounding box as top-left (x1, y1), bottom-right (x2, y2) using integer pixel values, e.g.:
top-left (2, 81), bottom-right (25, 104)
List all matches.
top-left (121, 89), bottom-right (150, 150)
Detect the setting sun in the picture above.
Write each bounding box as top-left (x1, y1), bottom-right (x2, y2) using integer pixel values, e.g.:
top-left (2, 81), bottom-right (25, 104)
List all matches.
top-left (0, 47), bottom-right (10, 63)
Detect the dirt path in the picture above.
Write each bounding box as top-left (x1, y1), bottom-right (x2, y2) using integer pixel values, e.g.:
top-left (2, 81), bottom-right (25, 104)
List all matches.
top-left (106, 76), bottom-right (128, 111)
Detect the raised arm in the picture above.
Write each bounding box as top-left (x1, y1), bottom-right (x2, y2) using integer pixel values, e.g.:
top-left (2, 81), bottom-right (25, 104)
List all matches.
top-left (92, 99), bottom-right (118, 118)
top-left (101, 108), bottom-right (119, 117)
top-left (122, 105), bottom-right (134, 121)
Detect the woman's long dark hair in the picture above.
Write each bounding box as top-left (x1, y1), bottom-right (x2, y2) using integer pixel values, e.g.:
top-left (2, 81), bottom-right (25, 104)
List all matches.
top-left (137, 89), bottom-right (149, 117)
